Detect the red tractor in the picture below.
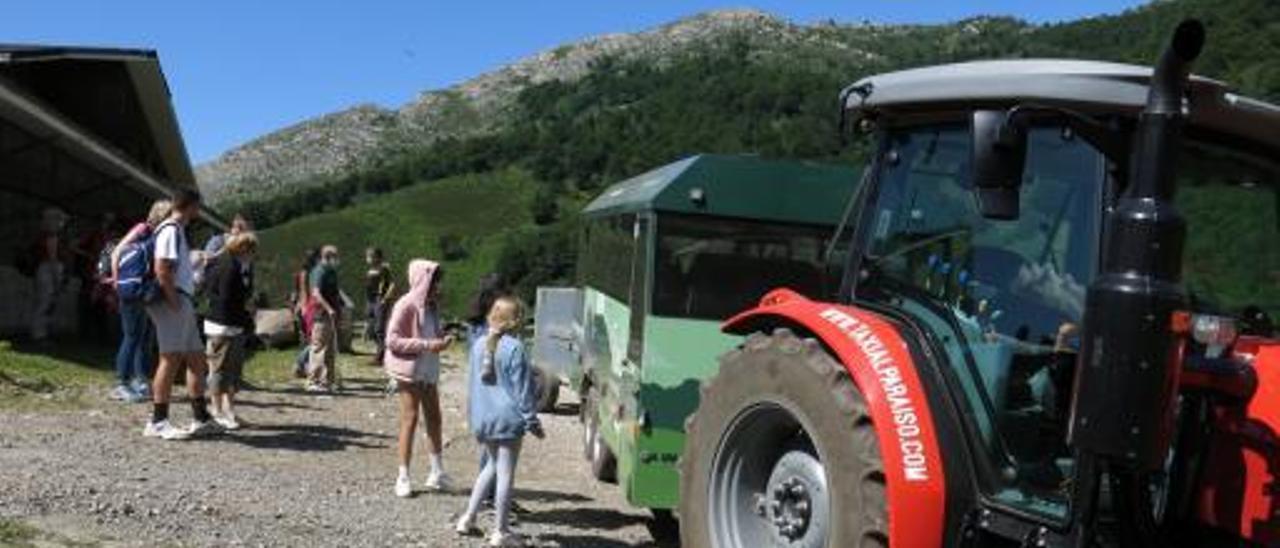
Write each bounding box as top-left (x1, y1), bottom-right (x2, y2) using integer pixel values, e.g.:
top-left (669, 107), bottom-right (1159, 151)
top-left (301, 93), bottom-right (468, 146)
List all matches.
top-left (678, 20), bottom-right (1280, 547)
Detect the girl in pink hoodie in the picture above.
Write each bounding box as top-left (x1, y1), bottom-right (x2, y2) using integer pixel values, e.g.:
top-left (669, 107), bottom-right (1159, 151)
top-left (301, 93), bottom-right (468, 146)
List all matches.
top-left (384, 259), bottom-right (455, 497)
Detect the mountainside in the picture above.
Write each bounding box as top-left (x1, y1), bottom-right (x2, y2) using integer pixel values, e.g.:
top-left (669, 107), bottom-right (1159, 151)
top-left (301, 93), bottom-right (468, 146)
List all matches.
top-left (223, 0), bottom-right (1279, 308)
top-left (197, 1), bottom-right (1279, 206)
top-left (197, 9), bottom-right (819, 201)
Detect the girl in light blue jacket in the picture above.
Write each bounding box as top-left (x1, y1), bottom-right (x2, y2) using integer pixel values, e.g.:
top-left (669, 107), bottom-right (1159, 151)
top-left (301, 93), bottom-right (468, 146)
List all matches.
top-left (456, 296), bottom-right (542, 547)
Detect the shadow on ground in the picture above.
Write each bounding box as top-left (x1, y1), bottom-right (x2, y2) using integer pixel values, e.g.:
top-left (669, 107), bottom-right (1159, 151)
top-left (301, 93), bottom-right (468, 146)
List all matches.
top-left (515, 488), bottom-right (592, 504)
top-left (524, 507), bottom-right (645, 532)
top-left (218, 423), bottom-right (391, 452)
top-left (537, 532), bottom-right (678, 548)
top-left (232, 399), bottom-right (321, 411)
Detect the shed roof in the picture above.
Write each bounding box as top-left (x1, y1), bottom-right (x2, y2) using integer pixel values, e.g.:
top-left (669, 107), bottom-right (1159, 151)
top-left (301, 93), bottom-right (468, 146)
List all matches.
top-left (582, 154), bottom-right (860, 226)
top-left (842, 59), bottom-right (1280, 157)
top-left (0, 44), bottom-right (223, 227)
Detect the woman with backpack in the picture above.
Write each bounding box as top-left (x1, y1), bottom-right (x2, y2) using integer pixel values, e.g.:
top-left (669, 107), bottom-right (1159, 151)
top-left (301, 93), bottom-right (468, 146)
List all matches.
top-left (107, 199), bottom-right (172, 402)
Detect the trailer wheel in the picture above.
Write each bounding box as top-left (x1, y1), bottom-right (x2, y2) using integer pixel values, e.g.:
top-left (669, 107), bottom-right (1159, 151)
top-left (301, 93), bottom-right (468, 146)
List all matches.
top-left (680, 328), bottom-right (888, 548)
top-left (587, 386), bottom-right (617, 483)
top-left (532, 366), bottom-right (560, 412)
top-left (581, 385), bottom-right (597, 460)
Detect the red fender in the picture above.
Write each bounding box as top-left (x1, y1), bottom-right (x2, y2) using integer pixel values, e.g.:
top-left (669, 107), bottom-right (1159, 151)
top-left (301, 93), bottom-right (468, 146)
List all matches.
top-left (1193, 336), bottom-right (1280, 543)
top-left (724, 288), bottom-right (947, 547)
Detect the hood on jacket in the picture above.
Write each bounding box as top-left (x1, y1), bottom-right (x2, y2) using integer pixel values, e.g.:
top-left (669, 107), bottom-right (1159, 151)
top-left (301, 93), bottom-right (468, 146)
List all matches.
top-left (405, 259), bottom-right (440, 309)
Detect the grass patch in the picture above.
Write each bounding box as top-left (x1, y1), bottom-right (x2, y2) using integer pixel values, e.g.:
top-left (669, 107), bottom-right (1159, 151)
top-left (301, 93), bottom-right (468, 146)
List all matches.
top-left (243, 347), bottom-right (307, 388)
top-left (0, 518), bottom-right (39, 547)
top-left (254, 169), bottom-right (537, 318)
top-left (0, 340), bottom-right (113, 410)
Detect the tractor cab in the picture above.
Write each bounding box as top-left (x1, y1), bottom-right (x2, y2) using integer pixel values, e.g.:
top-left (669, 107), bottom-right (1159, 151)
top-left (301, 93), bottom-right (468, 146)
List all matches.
top-left (840, 59), bottom-right (1280, 548)
top-left (841, 57), bottom-right (1280, 528)
top-left (679, 21), bottom-right (1280, 548)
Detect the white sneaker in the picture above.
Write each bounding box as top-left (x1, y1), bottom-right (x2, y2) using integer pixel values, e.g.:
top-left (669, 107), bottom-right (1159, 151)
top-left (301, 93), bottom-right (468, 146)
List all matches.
top-left (110, 385), bottom-right (140, 402)
top-left (394, 475), bottom-right (412, 498)
top-left (215, 412), bottom-right (240, 431)
top-left (424, 471), bottom-right (453, 492)
top-left (187, 420), bottom-right (222, 438)
top-left (454, 514), bottom-right (479, 536)
top-left (488, 531), bottom-right (524, 547)
top-left (142, 420), bottom-right (190, 441)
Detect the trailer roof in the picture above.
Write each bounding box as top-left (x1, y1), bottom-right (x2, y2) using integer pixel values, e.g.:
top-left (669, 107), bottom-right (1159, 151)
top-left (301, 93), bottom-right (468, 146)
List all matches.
top-left (581, 154), bottom-right (860, 225)
top-left (842, 59), bottom-right (1280, 157)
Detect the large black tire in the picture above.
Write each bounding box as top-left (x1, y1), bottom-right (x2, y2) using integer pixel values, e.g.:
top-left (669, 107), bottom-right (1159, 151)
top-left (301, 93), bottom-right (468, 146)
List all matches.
top-left (680, 329), bottom-right (888, 548)
top-left (532, 366), bottom-right (560, 412)
top-left (587, 386), bottom-right (618, 482)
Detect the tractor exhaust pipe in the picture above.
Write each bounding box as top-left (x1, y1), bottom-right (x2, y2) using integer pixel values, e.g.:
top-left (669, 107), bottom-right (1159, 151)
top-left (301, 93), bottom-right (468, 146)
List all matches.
top-left (1068, 19), bottom-right (1205, 470)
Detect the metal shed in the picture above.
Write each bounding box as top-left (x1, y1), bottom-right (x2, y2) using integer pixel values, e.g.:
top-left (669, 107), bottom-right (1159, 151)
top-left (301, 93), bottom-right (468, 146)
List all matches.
top-left (0, 44), bottom-right (220, 336)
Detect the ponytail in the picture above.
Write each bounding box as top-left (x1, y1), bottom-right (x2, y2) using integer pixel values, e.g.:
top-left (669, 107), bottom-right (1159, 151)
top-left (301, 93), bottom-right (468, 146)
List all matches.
top-left (482, 295), bottom-right (525, 383)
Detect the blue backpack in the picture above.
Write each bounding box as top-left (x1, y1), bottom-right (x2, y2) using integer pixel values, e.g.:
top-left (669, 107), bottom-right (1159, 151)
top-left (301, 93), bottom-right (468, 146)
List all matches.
top-left (116, 220), bottom-right (177, 303)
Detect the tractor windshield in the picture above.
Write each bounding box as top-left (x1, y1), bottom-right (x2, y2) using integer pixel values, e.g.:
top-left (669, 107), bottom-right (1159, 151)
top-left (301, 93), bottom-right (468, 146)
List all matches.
top-left (856, 124), bottom-right (1104, 519)
top-left (1177, 141), bottom-right (1280, 334)
top-left (855, 123), bottom-right (1280, 521)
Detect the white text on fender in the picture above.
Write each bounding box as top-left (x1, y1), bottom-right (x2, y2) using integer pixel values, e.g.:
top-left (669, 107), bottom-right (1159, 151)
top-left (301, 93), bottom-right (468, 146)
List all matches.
top-left (819, 308), bottom-right (930, 482)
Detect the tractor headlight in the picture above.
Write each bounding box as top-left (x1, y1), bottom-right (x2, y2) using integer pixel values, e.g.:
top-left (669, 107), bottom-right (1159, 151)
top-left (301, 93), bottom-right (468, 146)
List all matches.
top-left (1191, 314), bottom-right (1239, 358)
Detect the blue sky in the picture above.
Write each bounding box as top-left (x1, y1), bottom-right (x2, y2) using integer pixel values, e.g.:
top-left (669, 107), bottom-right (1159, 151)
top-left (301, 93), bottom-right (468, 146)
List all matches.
top-left (3, 1), bottom-right (1144, 163)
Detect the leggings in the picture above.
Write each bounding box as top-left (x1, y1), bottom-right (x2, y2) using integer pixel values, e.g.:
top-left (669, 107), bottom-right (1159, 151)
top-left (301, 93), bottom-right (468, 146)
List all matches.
top-left (465, 439), bottom-right (522, 534)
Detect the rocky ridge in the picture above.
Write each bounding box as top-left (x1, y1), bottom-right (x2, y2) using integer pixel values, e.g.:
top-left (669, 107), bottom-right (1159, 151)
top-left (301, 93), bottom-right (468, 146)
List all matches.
top-left (195, 9), bottom-right (846, 201)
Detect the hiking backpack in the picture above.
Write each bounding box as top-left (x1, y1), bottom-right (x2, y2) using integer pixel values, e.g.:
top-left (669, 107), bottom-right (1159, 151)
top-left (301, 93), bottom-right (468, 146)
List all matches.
top-left (115, 220), bottom-right (177, 303)
top-left (95, 239), bottom-right (119, 281)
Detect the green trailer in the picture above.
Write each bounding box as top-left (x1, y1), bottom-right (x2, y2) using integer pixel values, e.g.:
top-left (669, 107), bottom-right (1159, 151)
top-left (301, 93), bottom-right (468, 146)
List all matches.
top-left (558, 154), bottom-right (861, 517)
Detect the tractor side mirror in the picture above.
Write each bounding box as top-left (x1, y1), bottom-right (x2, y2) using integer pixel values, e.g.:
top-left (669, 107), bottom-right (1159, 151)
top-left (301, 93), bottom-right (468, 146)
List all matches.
top-left (971, 109), bottom-right (1028, 220)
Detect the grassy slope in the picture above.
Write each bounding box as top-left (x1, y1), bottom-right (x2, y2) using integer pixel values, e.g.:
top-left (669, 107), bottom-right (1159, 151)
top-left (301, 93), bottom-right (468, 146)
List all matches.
top-left (254, 169), bottom-right (537, 317)
top-left (0, 340), bottom-right (114, 410)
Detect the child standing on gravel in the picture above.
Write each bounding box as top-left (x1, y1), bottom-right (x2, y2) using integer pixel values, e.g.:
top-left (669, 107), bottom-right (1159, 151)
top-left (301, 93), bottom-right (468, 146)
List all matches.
top-left (203, 232), bottom-right (257, 431)
top-left (384, 260), bottom-right (455, 497)
top-left (455, 295), bottom-right (543, 547)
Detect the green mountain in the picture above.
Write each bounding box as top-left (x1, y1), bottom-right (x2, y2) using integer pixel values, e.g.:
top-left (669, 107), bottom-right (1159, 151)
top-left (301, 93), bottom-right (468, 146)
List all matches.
top-left (253, 169), bottom-right (555, 318)
top-left (233, 0), bottom-right (1279, 311)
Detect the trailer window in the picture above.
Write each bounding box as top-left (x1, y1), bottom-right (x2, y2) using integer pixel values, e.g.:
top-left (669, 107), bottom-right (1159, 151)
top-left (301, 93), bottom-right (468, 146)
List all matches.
top-left (652, 214), bottom-right (833, 320)
top-left (577, 215), bottom-right (636, 302)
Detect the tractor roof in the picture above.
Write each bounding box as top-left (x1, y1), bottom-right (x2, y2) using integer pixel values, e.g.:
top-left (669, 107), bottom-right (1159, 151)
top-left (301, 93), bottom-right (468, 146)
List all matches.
top-left (581, 154), bottom-right (859, 225)
top-left (842, 59), bottom-right (1280, 157)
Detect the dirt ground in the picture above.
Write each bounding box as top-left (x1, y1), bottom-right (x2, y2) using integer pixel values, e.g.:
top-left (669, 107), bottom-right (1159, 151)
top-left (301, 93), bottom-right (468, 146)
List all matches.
top-left (0, 349), bottom-right (677, 547)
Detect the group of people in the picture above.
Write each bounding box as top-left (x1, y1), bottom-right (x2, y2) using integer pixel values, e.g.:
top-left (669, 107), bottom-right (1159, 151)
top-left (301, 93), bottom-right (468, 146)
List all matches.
top-left (24, 208), bottom-right (123, 345)
top-left (99, 190), bottom-right (259, 438)
top-left (289, 244), bottom-right (345, 392)
top-left (283, 242), bottom-right (540, 545)
top-left (381, 260), bottom-right (541, 547)
top-left (92, 192), bottom-right (541, 546)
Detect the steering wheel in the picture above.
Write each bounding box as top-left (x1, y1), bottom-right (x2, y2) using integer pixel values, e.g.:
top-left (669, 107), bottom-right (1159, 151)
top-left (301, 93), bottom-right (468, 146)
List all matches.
top-left (869, 228), bottom-right (971, 267)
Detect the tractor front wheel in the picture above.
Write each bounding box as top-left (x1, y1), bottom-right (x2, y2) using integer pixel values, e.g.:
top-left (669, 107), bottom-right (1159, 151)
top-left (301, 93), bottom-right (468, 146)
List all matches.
top-left (679, 329), bottom-right (888, 548)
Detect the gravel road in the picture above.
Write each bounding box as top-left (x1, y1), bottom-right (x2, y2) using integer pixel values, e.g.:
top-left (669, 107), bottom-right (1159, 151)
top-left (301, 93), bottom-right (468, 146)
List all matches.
top-left (0, 352), bottom-right (676, 547)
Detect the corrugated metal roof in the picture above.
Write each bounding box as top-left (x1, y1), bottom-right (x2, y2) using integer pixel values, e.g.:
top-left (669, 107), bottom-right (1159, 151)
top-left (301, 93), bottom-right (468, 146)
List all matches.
top-left (0, 44), bottom-right (223, 228)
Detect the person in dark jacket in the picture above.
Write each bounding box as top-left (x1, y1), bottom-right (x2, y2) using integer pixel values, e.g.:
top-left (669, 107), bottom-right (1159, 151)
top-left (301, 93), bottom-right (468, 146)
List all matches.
top-left (203, 232), bottom-right (257, 430)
